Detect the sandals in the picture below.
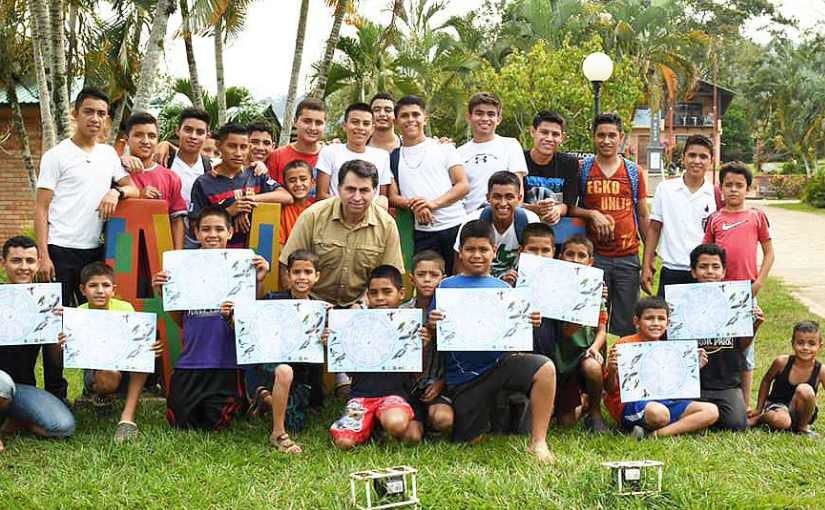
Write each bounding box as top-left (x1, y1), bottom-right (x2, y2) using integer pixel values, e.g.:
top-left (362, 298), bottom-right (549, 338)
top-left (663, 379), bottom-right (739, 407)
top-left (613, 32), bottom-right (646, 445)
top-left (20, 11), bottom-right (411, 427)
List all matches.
top-left (248, 387), bottom-right (271, 418)
top-left (270, 433), bottom-right (302, 454)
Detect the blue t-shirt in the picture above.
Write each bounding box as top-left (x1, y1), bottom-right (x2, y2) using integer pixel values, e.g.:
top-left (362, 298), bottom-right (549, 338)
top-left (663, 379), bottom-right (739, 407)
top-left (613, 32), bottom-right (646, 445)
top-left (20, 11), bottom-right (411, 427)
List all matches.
top-left (432, 274), bottom-right (509, 386)
top-left (176, 309), bottom-right (238, 369)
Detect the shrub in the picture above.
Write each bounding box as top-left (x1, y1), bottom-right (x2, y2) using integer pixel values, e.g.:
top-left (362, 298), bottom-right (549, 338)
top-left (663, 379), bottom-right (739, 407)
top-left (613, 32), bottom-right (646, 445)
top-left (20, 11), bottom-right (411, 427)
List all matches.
top-left (803, 172), bottom-right (825, 208)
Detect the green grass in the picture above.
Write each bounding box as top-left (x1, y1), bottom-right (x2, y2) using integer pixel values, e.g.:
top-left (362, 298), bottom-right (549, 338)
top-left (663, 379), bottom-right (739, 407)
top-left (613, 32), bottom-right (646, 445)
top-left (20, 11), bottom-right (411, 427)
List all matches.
top-left (766, 201), bottom-right (825, 216)
top-left (2, 277), bottom-right (825, 509)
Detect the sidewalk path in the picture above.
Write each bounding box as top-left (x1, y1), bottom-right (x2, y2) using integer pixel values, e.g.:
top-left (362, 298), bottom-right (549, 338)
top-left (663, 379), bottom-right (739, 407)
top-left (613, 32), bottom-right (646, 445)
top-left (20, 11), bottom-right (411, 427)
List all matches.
top-left (762, 201), bottom-right (825, 318)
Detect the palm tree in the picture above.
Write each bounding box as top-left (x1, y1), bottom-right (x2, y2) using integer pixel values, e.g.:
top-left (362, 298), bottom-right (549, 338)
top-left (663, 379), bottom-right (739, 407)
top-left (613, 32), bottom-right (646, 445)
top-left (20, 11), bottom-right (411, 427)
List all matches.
top-left (26, 0), bottom-right (56, 149)
top-left (323, 20), bottom-right (396, 102)
top-left (48, 0), bottom-right (72, 140)
top-left (310, 0), bottom-right (354, 99)
top-left (178, 0), bottom-right (204, 109)
top-left (279, 0), bottom-right (310, 146)
top-left (132, 0), bottom-right (176, 113)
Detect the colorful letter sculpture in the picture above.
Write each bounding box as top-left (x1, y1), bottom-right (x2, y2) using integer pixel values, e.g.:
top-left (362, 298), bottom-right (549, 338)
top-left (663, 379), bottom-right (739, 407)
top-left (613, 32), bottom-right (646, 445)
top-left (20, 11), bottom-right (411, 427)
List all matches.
top-left (249, 203), bottom-right (282, 294)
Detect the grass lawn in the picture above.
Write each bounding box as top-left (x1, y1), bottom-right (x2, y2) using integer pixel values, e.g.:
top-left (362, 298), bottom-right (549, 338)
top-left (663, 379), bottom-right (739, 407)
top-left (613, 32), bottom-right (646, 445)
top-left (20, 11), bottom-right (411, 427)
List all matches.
top-left (2, 277), bottom-right (825, 509)
top-left (766, 201), bottom-right (825, 216)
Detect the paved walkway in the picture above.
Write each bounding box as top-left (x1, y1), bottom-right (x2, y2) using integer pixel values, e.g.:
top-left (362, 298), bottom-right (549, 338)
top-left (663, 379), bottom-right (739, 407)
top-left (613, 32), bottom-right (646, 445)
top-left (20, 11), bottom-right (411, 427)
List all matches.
top-left (762, 201), bottom-right (825, 318)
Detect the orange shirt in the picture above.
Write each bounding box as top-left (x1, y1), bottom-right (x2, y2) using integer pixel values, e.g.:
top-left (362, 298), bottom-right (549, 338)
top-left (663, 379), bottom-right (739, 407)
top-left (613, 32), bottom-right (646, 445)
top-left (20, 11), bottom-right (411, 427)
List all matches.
top-left (603, 333), bottom-right (657, 423)
top-left (279, 200), bottom-right (314, 246)
top-left (581, 160), bottom-right (647, 257)
top-left (266, 145), bottom-right (320, 185)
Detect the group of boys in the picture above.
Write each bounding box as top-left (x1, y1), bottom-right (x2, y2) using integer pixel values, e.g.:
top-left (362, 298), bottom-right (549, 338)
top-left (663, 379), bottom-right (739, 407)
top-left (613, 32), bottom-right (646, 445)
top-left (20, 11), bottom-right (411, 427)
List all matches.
top-left (1, 85), bottom-right (822, 457)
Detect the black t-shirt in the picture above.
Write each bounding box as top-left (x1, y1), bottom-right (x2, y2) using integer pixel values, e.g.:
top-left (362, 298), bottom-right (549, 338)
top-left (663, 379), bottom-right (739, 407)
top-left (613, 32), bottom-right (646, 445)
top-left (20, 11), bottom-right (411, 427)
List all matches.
top-left (0, 345), bottom-right (40, 386)
top-left (351, 372), bottom-right (412, 399)
top-left (523, 150), bottom-right (580, 208)
top-left (698, 337), bottom-right (743, 391)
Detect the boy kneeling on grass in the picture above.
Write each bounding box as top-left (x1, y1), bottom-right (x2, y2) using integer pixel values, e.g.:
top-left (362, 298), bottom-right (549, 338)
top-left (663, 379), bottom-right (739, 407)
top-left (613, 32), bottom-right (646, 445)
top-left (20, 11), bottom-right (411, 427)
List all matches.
top-left (329, 265), bottom-right (429, 449)
top-left (429, 220), bottom-right (557, 463)
top-left (604, 297), bottom-right (719, 439)
top-left (152, 205), bottom-right (270, 432)
top-left (750, 321), bottom-right (824, 436)
top-left (67, 262), bottom-right (162, 443)
top-left (526, 230), bottom-right (609, 433)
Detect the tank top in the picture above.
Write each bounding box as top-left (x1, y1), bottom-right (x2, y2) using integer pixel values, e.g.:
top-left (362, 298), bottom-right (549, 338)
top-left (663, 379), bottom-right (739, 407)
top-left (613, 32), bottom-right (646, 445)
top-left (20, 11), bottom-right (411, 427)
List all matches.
top-left (766, 356), bottom-right (821, 405)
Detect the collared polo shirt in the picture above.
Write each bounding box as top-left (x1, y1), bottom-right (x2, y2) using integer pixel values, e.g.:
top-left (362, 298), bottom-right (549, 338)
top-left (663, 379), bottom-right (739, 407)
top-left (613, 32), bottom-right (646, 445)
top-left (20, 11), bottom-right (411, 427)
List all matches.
top-left (279, 198), bottom-right (404, 306)
top-left (650, 176), bottom-right (717, 271)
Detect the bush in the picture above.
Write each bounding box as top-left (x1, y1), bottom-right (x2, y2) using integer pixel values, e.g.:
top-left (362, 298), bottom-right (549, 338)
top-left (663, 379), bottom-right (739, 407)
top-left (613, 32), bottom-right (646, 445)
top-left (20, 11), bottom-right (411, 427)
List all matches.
top-left (781, 160), bottom-right (806, 175)
top-left (757, 175), bottom-right (808, 199)
top-left (803, 172), bottom-right (825, 208)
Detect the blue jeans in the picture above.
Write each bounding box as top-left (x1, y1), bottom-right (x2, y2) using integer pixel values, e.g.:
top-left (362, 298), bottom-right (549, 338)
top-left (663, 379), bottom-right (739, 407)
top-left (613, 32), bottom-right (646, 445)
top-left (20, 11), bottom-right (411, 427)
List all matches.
top-left (1, 384), bottom-right (75, 438)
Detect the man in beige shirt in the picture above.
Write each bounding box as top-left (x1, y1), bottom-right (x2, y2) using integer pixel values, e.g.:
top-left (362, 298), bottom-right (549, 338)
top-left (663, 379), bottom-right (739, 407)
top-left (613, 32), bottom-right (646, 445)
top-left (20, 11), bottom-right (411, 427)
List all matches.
top-left (280, 159), bottom-right (404, 307)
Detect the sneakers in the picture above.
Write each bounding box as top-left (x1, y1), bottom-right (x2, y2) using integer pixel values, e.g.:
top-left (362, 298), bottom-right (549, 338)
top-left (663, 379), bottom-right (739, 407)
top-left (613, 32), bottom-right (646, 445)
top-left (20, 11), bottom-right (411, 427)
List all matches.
top-left (630, 425), bottom-right (647, 440)
top-left (114, 421), bottom-right (139, 444)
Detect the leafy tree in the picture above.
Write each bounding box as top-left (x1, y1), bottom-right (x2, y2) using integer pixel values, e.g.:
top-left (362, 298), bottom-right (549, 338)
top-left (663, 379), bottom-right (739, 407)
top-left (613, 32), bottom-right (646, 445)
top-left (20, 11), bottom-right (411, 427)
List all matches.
top-left (720, 99), bottom-right (753, 163)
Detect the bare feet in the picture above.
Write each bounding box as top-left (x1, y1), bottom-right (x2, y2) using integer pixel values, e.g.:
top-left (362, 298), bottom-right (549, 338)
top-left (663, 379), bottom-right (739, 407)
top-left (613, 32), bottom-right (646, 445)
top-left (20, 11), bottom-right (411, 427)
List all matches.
top-left (527, 441), bottom-right (555, 464)
top-left (0, 438), bottom-right (4, 453)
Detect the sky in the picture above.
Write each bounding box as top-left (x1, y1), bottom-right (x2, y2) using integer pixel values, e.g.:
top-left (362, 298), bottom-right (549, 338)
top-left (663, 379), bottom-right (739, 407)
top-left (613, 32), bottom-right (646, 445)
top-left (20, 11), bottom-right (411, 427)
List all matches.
top-left (160, 0), bottom-right (825, 103)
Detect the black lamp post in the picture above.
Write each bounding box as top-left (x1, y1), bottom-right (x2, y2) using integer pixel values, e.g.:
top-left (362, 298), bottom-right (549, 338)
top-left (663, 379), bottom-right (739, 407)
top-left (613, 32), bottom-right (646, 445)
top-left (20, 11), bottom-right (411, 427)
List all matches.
top-left (582, 52), bottom-right (614, 117)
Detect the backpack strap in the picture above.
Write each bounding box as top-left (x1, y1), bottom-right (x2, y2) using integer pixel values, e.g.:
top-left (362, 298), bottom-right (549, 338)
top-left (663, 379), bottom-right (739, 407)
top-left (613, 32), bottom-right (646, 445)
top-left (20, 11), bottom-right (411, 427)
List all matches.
top-left (623, 157), bottom-right (640, 228)
top-left (389, 147), bottom-right (401, 184)
top-left (202, 155), bottom-right (212, 174)
top-left (479, 206), bottom-right (493, 223)
top-left (578, 156), bottom-right (596, 203)
top-left (513, 208), bottom-right (529, 245)
top-left (714, 184), bottom-right (724, 210)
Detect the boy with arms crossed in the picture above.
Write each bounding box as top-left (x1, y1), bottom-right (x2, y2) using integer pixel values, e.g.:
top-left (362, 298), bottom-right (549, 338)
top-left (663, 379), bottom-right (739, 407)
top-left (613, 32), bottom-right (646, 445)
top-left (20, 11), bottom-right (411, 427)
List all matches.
top-left (604, 297), bottom-right (718, 438)
top-left (430, 220), bottom-right (556, 463)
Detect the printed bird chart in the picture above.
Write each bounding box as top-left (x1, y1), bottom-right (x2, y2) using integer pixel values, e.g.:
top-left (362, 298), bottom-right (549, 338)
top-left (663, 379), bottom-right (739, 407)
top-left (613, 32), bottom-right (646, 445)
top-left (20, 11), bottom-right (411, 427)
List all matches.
top-left (435, 287), bottom-right (533, 351)
top-left (235, 300), bottom-right (327, 364)
top-left (327, 309), bottom-right (422, 372)
top-left (162, 249), bottom-right (256, 311)
top-left (617, 340), bottom-right (700, 403)
top-left (516, 253), bottom-right (604, 327)
top-left (62, 308), bottom-right (157, 373)
top-left (0, 283), bottom-right (62, 346)
top-left (666, 281), bottom-right (753, 340)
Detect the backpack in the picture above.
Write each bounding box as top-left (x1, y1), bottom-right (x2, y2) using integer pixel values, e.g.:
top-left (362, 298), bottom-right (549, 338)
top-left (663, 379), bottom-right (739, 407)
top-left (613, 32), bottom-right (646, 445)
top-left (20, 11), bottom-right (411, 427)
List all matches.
top-left (389, 147), bottom-right (401, 183)
top-left (479, 206), bottom-right (531, 245)
top-left (579, 155), bottom-right (640, 227)
top-left (166, 147), bottom-right (212, 174)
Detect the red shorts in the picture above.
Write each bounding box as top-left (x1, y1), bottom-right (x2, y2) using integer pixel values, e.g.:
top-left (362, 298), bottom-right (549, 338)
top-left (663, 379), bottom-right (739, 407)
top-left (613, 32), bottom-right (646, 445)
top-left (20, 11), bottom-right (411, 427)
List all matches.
top-left (329, 395), bottom-right (414, 445)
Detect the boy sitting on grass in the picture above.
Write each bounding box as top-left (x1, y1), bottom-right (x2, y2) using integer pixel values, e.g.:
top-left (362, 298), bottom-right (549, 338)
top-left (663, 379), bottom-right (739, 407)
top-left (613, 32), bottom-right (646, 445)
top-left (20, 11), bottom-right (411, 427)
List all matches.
top-left (750, 321), bottom-right (824, 436)
top-left (153, 205), bottom-right (270, 431)
top-left (604, 296), bottom-right (719, 439)
top-left (329, 265), bottom-right (428, 449)
top-left (403, 250), bottom-right (454, 438)
top-left (528, 231), bottom-right (609, 433)
top-left (429, 220), bottom-right (557, 463)
top-left (689, 243), bottom-right (764, 431)
top-left (236, 249), bottom-right (325, 453)
top-left (70, 262), bottom-right (162, 443)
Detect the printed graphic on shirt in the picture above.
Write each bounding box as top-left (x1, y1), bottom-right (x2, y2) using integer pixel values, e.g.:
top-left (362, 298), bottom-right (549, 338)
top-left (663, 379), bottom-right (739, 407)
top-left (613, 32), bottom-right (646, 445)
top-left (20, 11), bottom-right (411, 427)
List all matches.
top-left (525, 176), bottom-right (565, 204)
top-left (697, 337), bottom-right (735, 354)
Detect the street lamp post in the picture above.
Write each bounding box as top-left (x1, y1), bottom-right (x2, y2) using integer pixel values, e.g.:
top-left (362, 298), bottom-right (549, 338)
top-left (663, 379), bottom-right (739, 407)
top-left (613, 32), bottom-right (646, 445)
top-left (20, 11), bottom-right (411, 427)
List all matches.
top-left (582, 52), bottom-right (614, 117)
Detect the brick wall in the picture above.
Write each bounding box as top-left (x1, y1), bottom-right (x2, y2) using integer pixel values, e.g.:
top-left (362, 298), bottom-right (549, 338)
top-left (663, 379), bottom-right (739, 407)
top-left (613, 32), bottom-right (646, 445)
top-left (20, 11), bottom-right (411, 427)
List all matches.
top-left (0, 104), bottom-right (42, 243)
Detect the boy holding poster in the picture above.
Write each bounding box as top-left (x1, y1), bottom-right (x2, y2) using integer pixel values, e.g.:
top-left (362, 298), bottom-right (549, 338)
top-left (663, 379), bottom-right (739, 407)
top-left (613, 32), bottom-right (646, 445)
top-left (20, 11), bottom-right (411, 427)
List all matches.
top-left (71, 262), bottom-right (162, 443)
top-left (329, 265), bottom-right (427, 449)
top-left (153, 206), bottom-right (270, 432)
top-left (429, 220), bottom-right (557, 463)
top-left (526, 231), bottom-right (609, 432)
top-left (604, 297), bottom-right (718, 438)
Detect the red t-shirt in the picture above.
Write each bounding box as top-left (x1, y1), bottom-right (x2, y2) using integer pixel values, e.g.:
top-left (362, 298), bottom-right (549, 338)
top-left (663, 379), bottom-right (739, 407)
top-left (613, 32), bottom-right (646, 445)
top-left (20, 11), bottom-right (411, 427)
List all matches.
top-left (703, 208), bottom-right (771, 282)
top-left (279, 200), bottom-right (314, 246)
top-left (603, 333), bottom-right (653, 423)
top-left (129, 164), bottom-right (187, 216)
top-left (266, 144), bottom-right (320, 185)
top-left (580, 160), bottom-right (647, 257)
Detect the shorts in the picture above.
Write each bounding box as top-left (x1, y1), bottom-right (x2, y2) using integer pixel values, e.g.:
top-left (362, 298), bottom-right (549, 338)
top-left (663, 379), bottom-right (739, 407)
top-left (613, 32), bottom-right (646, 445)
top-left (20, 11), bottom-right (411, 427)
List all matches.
top-left (700, 388), bottom-right (747, 431)
top-left (765, 401), bottom-right (819, 429)
top-left (554, 376), bottom-right (583, 417)
top-left (448, 353), bottom-right (550, 442)
top-left (622, 399), bottom-right (692, 430)
top-left (330, 395), bottom-right (414, 446)
top-left (743, 344), bottom-right (755, 371)
top-left (166, 368), bottom-right (246, 431)
top-left (410, 394), bottom-right (453, 425)
top-left (83, 369), bottom-right (130, 395)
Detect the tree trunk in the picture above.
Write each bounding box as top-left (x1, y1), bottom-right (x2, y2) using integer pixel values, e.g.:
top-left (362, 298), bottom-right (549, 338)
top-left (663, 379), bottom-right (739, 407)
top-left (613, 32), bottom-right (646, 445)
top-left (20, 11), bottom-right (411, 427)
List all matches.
top-left (179, 0), bottom-right (204, 109)
top-left (66, 3), bottom-right (77, 79)
top-left (28, 0), bottom-right (56, 149)
top-left (132, 0), bottom-right (175, 113)
top-left (6, 82), bottom-right (38, 192)
top-left (279, 0), bottom-right (310, 145)
top-left (108, 98), bottom-right (127, 145)
top-left (48, 0), bottom-right (71, 141)
top-left (214, 15), bottom-right (226, 126)
top-left (311, 0), bottom-right (349, 99)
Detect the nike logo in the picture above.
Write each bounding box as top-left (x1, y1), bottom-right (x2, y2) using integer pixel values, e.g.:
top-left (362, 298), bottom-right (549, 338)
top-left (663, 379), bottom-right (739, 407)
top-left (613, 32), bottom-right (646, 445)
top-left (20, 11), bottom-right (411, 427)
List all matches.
top-left (721, 220), bottom-right (747, 231)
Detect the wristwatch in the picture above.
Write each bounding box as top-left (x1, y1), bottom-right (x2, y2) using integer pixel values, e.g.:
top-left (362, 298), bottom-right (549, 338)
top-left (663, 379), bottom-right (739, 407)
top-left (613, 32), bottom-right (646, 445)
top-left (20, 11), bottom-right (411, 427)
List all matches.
top-left (115, 187), bottom-right (125, 199)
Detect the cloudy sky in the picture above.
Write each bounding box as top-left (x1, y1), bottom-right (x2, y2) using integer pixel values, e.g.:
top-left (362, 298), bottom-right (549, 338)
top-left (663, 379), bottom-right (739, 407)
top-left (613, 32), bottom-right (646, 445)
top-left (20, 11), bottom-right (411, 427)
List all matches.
top-left (160, 0), bottom-right (825, 102)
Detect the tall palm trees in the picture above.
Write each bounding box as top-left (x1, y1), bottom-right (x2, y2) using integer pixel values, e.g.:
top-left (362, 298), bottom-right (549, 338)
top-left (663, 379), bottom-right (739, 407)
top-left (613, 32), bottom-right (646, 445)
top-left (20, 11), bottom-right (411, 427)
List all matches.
top-left (132, 0), bottom-right (176, 113)
top-left (279, 0), bottom-right (310, 145)
top-left (311, 0), bottom-right (352, 99)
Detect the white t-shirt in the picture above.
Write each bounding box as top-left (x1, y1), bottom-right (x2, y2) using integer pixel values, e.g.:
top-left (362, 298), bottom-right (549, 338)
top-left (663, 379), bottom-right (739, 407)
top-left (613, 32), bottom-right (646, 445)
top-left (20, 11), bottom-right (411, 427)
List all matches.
top-left (315, 143), bottom-right (392, 197)
top-left (36, 139), bottom-right (129, 249)
top-left (457, 135), bottom-right (528, 214)
top-left (170, 154), bottom-right (205, 206)
top-left (396, 138), bottom-right (466, 232)
top-left (453, 207), bottom-right (540, 277)
top-left (651, 176), bottom-right (718, 271)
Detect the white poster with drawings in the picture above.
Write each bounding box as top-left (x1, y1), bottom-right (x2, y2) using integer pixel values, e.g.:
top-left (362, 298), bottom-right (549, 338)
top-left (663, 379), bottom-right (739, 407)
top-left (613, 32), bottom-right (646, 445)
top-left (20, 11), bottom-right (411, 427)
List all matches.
top-left (162, 249), bottom-right (256, 311)
top-left (327, 309), bottom-right (422, 372)
top-left (435, 287), bottom-right (533, 351)
top-left (666, 281), bottom-right (753, 340)
top-left (62, 308), bottom-right (157, 373)
top-left (235, 300), bottom-right (327, 364)
top-left (516, 253), bottom-right (604, 326)
top-left (0, 283), bottom-right (62, 346)
top-left (617, 340), bottom-right (700, 403)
